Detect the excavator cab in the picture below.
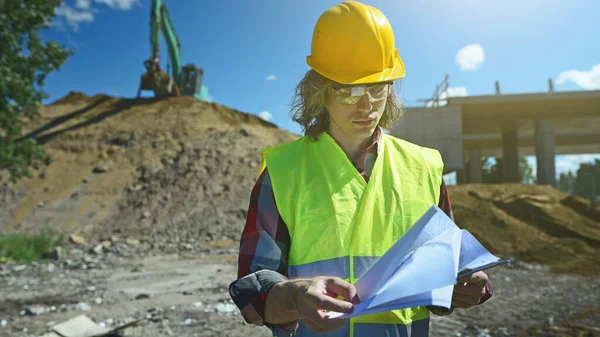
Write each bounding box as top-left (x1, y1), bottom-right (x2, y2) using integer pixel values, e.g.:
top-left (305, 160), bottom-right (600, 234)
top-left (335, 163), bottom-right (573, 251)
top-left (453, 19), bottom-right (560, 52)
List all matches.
top-left (180, 64), bottom-right (204, 98)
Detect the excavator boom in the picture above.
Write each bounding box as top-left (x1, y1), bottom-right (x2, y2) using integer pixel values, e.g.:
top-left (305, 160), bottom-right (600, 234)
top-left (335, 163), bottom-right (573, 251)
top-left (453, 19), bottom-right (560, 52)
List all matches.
top-left (137, 0), bottom-right (204, 100)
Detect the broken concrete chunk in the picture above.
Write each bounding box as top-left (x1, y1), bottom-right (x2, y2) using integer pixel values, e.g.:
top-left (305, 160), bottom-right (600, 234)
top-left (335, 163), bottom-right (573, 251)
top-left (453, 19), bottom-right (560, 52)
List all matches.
top-left (46, 314), bottom-right (142, 337)
top-left (21, 305), bottom-right (47, 316)
top-left (125, 238), bottom-right (140, 246)
top-left (90, 244), bottom-right (104, 255)
top-left (12, 265), bottom-right (26, 272)
top-left (76, 302), bottom-right (91, 312)
top-left (51, 314), bottom-right (110, 337)
top-left (69, 234), bottom-right (86, 246)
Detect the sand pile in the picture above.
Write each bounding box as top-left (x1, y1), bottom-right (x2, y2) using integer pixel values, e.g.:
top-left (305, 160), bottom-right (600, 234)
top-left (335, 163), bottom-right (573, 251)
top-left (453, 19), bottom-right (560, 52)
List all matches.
top-left (0, 92), bottom-right (298, 242)
top-left (1, 92), bottom-right (598, 276)
top-left (448, 184), bottom-right (600, 276)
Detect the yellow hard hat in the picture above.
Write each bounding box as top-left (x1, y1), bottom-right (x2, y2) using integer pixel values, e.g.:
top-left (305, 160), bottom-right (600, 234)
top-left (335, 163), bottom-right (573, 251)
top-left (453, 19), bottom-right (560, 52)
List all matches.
top-left (306, 1), bottom-right (406, 85)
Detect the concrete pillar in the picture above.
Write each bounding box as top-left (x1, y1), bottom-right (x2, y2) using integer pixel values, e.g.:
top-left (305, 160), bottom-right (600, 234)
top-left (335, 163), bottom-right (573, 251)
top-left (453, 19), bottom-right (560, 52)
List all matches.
top-left (502, 120), bottom-right (520, 183)
top-left (534, 119), bottom-right (556, 186)
top-left (469, 148), bottom-right (483, 183)
top-left (456, 169), bottom-right (467, 184)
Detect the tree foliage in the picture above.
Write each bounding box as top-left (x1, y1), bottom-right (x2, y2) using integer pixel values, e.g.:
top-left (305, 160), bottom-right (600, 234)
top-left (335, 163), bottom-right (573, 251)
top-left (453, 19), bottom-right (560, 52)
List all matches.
top-left (571, 159), bottom-right (599, 201)
top-left (0, 0), bottom-right (74, 183)
top-left (481, 157), bottom-right (536, 184)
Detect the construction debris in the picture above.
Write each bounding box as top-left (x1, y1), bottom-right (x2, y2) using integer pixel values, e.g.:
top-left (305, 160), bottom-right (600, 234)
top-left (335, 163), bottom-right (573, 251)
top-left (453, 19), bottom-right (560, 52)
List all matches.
top-left (39, 314), bottom-right (141, 337)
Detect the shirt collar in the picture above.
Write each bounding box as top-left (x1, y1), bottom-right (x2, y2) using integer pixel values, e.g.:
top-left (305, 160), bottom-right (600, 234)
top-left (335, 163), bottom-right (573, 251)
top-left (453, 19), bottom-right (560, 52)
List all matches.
top-left (367, 126), bottom-right (383, 153)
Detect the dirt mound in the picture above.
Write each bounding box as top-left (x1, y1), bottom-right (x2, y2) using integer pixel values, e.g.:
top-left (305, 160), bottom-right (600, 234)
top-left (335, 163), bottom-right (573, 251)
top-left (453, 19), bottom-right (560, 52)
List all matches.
top-left (0, 92), bottom-right (298, 242)
top-left (46, 91), bottom-right (95, 106)
top-left (448, 184), bottom-right (600, 276)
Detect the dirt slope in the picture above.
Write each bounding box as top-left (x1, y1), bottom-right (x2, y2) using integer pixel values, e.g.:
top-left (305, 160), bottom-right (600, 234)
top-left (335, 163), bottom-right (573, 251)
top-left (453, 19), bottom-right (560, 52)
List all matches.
top-left (448, 184), bottom-right (600, 276)
top-left (0, 92), bottom-right (298, 242)
top-left (1, 92), bottom-right (599, 277)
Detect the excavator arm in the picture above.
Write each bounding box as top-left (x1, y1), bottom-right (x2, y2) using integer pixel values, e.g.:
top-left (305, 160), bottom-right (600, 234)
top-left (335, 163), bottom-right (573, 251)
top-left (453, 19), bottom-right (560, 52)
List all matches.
top-left (137, 0), bottom-right (204, 99)
top-left (158, 2), bottom-right (183, 85)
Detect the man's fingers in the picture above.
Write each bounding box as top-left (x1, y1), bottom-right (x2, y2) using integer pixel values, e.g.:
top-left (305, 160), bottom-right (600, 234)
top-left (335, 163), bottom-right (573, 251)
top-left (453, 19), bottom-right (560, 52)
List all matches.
top-left (457, 271), bottom-right (488, 284)
top-left (312, 292), bottom-right (354, 313)
top-left (453, 291), bottom-right (482, 305)
top-left (324, 277), bottom-right (357, 302)
top-left (451, 298), bottom-right (473, 309)
top-left (454, 282), bottom-right (486, 295)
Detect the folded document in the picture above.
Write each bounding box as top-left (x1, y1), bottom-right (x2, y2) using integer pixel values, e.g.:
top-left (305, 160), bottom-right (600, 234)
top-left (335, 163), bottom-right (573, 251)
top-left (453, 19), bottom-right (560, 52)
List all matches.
top-left (327, 205), bottom-right (509, 319)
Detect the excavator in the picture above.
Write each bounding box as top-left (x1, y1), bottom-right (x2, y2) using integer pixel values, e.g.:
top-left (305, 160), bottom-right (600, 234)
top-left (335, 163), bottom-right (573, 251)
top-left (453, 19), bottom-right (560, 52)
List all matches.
top-left (136, 0), bottom-right (207, 101)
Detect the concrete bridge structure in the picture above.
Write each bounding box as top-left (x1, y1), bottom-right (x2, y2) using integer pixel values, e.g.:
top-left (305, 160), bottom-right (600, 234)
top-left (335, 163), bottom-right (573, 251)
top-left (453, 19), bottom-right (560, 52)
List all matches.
top-left (390, 89), bottom-right (600, 186)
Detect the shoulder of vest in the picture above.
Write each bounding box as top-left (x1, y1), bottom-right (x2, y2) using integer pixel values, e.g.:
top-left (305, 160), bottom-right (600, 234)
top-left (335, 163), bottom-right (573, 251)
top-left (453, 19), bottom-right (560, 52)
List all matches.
top-left (264, 135), bottom-right (308, 158)
top-left (382, 133), bottom-right (439, 154)
top-left (260, 135), bottom-right (310, 173)
top-left (382, 133), bottom-right (444, 169)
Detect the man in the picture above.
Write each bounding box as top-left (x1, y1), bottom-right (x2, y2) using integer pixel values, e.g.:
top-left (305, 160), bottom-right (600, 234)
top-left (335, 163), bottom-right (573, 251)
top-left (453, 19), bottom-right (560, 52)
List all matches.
top-left (229, 2), bottom-right (493, 336)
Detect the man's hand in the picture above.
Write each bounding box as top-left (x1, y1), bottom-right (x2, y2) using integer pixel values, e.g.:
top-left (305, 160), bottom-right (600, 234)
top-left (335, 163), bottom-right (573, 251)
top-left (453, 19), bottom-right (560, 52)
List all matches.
top-left (452, 271), bottom-right (488, 309)
top-left (293, 276), bottom-right (357, 333)
top-left (264, 276), bottom-right (356, 333)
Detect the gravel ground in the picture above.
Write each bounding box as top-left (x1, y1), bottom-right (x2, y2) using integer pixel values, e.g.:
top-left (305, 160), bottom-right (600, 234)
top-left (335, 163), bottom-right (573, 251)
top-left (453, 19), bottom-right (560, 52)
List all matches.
top-left (1, 242), bottom-right (599, 337)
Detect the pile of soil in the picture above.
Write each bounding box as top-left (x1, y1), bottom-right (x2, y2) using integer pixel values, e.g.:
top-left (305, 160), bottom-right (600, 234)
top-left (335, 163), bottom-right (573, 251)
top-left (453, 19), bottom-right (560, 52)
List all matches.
top-left (1, 92), bottom-right (599, 277)
top-left (0, 92), bottom-right (298, 243)
top-left (448, 184), bottom-right (600, 276)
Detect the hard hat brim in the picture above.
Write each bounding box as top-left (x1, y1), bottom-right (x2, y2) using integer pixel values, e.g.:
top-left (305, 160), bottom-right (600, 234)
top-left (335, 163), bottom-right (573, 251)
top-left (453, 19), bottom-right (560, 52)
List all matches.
top-left (306, 54), bottom-right (406, 85)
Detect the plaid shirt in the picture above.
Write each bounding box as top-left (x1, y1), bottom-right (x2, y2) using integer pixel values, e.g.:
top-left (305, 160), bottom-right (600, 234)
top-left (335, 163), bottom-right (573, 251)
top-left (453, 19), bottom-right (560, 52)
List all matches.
top-left (229, 128), bottom-right (492, 332)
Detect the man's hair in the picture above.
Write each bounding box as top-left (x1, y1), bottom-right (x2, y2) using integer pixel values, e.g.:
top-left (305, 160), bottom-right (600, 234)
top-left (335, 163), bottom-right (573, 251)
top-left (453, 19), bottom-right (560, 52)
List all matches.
top-left (290, 69), bottom-right (405, 139)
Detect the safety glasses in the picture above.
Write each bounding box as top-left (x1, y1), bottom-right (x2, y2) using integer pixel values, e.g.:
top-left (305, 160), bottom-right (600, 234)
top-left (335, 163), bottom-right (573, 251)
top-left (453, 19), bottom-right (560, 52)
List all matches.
top-left (329, 83), bottom-right (391, 105)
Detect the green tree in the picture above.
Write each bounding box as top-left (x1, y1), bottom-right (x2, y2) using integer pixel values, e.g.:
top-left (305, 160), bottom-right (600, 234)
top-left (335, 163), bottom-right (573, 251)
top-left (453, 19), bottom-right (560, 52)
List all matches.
top-left (481, 157), bottom-right (536, 184)
top-left (574, 159), bottom-right (600, 201)
top-left (558, 171), bottom-right (576, 194)
top-left (0, 0), bottom-right (74, 183)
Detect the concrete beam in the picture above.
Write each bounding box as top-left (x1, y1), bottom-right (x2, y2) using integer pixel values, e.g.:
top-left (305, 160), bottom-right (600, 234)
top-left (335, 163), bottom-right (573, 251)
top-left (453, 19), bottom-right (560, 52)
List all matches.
top-left (502, 121), bottom-right (520, 183)
top-left (463, 131), bottom-right (600, 150)
top-left (535, 119), bottom-right (556, 186)
top-left (477, 144), bottom-right (600, 158)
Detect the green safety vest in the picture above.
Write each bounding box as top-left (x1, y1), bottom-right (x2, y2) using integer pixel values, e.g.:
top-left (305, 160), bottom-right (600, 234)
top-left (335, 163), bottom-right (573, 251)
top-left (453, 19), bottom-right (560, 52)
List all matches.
top-left (260, 131), bottom-right (444, 337)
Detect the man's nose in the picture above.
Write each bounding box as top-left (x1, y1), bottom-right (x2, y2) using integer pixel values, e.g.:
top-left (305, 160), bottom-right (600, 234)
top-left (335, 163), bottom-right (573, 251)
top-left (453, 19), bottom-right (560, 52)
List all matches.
top-left (356, 93), bottom-right (372, 112)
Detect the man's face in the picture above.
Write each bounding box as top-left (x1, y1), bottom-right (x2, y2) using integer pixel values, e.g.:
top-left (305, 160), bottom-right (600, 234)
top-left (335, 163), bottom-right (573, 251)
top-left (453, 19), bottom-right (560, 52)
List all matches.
top-left (326, 83), bottom-right (390, 141)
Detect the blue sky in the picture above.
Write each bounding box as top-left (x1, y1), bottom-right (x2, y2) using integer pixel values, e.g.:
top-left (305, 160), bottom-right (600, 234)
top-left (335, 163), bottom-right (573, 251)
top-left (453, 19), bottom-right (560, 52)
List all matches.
top-left (43, 0), bottom-right (600, 181)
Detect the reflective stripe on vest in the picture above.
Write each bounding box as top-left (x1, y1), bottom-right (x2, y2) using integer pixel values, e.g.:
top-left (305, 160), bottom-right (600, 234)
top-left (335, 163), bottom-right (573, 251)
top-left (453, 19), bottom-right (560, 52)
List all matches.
top-left (272, 318), bottom-right (430, 337)
top-left (262, 132), bottom-right (444, 337)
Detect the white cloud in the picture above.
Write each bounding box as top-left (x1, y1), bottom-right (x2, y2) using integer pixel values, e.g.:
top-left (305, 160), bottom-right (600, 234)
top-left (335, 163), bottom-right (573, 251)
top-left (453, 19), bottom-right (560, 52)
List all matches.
top-left (55, 4), bottom-right (94, 31)
top-left (445, 87), bottom-right (468, 97)
top-left (258, 111), bottom-right (273, 121)
top-left (425, 86), bottom-right (468, 107)
top-left (55, 0), bottom-right (138, 31)
top-left (556, 64), bottom-right (600, 90)
top-left (94, 0), bottom-right (140, 10)
top-left (76, 0), bottom-right (92, 9)
top-left (266, 74), bottom-right (277, 81)
top-left (455, 44), bottom-right (485, 71)
top-left (205, 95), bottom-right (213, 102)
